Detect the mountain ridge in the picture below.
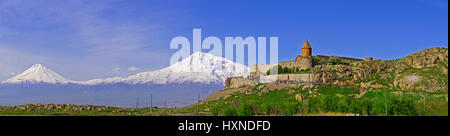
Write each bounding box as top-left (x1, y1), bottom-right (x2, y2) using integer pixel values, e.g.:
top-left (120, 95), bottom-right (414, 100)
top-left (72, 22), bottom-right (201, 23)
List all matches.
top-left (1, 52), bottom-right (249, 85)
top-left (80, 52), bottom-right (249, 85)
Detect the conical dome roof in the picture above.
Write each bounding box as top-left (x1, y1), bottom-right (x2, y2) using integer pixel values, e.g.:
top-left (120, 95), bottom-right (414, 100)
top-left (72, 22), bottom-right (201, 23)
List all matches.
top-left (302, 40), bottom-right (311, 49)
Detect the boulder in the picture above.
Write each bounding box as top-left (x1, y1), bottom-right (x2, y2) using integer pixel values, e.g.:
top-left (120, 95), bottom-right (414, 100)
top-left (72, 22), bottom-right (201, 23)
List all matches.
top-left (295, 94), bottom-right (303, 102)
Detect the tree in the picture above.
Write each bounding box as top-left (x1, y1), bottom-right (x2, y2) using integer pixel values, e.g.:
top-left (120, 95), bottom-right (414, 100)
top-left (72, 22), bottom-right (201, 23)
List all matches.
top-left (278, 65), bottom-right (284, 73)
top-left (283, 67), bottom-right (290, 73)
top-left (328, 56), bottom-right (342, 65)
top-left (313, 56), bottom-right (324, 65)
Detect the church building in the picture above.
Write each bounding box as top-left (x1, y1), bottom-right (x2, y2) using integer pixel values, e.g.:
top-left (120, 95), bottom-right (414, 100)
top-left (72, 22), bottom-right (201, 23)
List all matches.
top-left (296, 40), bottom-right (312, 61)
top-left (250, 40), bottom-right (314, 76)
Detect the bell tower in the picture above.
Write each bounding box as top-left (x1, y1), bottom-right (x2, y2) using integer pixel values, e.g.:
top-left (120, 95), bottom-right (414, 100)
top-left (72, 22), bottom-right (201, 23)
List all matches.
top-left (301, 40), bottom-right (312, 57)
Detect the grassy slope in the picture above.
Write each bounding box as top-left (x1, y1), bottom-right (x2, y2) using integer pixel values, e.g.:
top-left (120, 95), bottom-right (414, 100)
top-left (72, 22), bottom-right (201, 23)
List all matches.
top-left (0, 106), bottom-right (192, 116)
top-left (2, 85), bottom-right (446, 116)
top-left (185, 85), bottom-right (447, 116)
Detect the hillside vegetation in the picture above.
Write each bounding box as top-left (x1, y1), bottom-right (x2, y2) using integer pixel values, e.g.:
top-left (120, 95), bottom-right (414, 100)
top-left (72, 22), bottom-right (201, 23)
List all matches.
top-left (187, 84), bottom-right (447, 116)
top-left (193, 47), bottom-right (448, 116)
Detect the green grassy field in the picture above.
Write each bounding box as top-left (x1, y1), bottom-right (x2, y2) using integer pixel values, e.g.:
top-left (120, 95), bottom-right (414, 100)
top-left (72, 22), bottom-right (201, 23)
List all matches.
top-left (185, 85), bottom-right (448, 116)
top-left (1, 85), bottom-right (447, 116)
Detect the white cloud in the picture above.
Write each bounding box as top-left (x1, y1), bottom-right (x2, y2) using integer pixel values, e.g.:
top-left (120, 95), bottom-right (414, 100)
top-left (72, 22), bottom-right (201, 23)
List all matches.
top-left (0, 0), bottom-right (162, 58)
top-left (0, 0), bottom-right (177, 80)
top-left (113, 67), bottom-right (121, 74)
top-left (128, 66), bottom-right (138, 72)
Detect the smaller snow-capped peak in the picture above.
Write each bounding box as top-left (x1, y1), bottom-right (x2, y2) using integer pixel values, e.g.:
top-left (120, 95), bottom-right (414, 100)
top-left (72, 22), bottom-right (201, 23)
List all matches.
top-left (2, 64), bottom-right (71, 84)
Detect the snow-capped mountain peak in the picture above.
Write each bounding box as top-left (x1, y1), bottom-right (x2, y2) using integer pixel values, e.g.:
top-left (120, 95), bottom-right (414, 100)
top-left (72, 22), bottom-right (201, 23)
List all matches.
top-left (170, 51), bottom-right (247, 73)
top-left (82, 52), bottom-right (249, 85)
top-left (2, 64), bottom-right (71, 84)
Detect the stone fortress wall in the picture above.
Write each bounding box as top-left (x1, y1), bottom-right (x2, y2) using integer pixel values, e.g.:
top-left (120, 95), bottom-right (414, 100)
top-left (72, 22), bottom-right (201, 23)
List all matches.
top-left (225, 76), bottom-right (257, 88)
top-left (225, 73), bottom-right (315, 88)
top-left (250, 57), bottom-right (313, 76)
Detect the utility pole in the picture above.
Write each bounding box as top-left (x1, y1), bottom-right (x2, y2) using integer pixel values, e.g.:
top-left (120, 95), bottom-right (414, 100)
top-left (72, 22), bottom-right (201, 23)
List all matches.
top-left (198, 92), bottom-right (201, 103)
top-left (422, 94), bottom-right (426, 114)
top-left (136, 96), bottom-right (139, 115)
top-left (136, 97), bottom-right (139, 109)
top-left (384, 90), bottom-right (388, 116)
top-left (197, 92), bottom-right (200, 116)
top-left (150, 93), bottom-right (153, 112)
top-left (164, 97), bottom-right (167, 109)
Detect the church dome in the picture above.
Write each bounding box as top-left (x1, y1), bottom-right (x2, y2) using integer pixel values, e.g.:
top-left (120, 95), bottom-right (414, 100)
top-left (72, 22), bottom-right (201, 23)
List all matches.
top-left (302, 40), bottom-right (312, 49)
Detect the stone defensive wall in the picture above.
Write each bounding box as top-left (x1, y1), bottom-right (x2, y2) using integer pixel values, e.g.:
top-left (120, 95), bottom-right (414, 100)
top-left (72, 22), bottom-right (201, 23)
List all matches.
top-left (315, 55), bottom-right (363, 62)
top-left (225, 73), bottom-right (315, 88)
top-left (249, 63), bottom-right (277, 76)
top-left (225, 76), bottom-right (258, 88)
top-left (250, 57), bottom-right (313, 76)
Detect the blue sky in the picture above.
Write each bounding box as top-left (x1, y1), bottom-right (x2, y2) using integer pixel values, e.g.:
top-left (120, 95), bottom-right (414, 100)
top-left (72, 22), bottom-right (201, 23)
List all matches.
top-left (0, 0), bottom-right (448, 81)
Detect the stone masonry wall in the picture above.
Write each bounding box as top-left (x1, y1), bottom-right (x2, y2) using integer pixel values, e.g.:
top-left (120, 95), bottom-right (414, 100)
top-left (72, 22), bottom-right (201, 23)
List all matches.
top-left (250, 57), bottom-right (313, 76)
top-left (226, 73), bottom-right (315, 88)
top-left (225, 77), bottom-right (257, 88)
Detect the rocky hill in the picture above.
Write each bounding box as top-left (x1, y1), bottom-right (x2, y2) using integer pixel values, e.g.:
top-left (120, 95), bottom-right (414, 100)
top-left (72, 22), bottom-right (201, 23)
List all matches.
top-left (313, 47), bottom-right (448, 92)
top-left (190, 47), bottom-right (448, 116)
top-left (206, 47), bottom-right (448, 103)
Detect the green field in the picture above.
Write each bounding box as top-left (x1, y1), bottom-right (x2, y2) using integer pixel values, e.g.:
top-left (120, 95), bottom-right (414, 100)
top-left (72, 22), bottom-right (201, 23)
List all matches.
top-left (185, 85), bottom-right (448, 116)
top-left (1, 84), bottom-right (447, 116)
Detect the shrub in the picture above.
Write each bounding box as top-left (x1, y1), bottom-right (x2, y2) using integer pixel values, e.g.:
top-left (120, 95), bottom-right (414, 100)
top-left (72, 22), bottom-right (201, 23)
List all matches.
top-left (223, 106), bottom-right (238, 116)
top-left (313, 56), bottom-right (325, 65)
top-left (205, 86), bottom-right (439, 116)
top-left (327, 56), bottom-right (343, 65)
top-left (238, 102), bottom-right (253, 116)
top-left (282, 102), bottom-right (299, 116)
top-left (209, 106), bottom-right (220, 116)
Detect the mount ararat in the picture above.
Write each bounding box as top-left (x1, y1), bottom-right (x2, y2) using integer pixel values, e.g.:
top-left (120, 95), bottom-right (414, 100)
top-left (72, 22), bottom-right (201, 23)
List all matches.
top-left (0, 52), bottom-right (249, 108)
top-left (1, 52), bottom-right (249, 85)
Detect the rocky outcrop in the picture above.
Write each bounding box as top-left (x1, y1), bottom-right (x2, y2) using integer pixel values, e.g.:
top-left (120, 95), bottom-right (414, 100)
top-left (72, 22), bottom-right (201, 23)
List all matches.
top-left (312, 59), bottom-right (388, 83)
top-left (3, 104), bottom-right (115, 112)
top-left (312, 47), bottom-right (448, 92)
top-left (392, 47), bottom-right (448, 92)
top-left (401, 47), bottom-right (448, 69)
